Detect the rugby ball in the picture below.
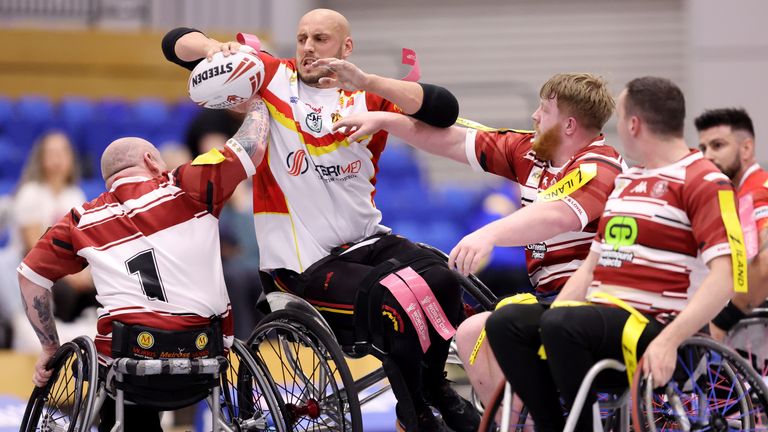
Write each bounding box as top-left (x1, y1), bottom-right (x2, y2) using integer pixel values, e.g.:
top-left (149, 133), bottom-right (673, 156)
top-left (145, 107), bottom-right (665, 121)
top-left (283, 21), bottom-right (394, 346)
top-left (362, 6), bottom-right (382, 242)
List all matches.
top-left (188, 46), bottom-right (264, 110)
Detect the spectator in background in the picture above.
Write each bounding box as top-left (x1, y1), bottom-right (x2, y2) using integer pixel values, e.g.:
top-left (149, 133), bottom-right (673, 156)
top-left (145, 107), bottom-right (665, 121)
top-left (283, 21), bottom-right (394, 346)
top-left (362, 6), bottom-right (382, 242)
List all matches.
top-left (0, 131), bottom-right (97, 346)
top-left (185, 109), bottom-right (264, 339)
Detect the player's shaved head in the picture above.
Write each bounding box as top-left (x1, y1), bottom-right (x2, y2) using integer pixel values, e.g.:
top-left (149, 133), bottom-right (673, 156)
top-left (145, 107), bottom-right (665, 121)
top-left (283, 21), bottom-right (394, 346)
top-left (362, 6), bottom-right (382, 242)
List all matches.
top-left (299, 8), bottom-right (350, 37)
top-left (101, 137), bottom-right (162, 182)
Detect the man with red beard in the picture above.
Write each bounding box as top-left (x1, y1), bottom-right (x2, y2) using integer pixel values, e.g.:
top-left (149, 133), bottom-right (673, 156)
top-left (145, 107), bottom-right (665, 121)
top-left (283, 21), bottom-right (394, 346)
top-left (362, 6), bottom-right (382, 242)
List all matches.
top-left (696, 108), bottom-right (768, 337)
top-left (333, 72), bottom-right (625, 405)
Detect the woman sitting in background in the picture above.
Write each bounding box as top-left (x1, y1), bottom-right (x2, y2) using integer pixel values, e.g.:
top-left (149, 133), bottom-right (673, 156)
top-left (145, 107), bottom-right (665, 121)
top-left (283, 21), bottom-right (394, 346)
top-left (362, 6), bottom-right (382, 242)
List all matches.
top-left (0, 130), bottom-right (96, 348)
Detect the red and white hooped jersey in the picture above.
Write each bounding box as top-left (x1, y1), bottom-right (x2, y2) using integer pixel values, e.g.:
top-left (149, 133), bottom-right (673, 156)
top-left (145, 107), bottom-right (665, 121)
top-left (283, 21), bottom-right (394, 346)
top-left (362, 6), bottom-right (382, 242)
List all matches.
top-left (464, 128), bottom-right (625, 295)
top-left (588, 150), bottom-right (734, 314)
top-left (19, 141), bottom-right (254, 357)
top-left (252, 52), bottom-right (401, 272)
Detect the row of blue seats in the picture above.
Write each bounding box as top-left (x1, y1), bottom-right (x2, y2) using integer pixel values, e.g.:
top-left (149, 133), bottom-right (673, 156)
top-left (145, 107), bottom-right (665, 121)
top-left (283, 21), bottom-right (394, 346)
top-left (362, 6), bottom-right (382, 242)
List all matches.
top-left (0, 96), bottom-right (202, 179)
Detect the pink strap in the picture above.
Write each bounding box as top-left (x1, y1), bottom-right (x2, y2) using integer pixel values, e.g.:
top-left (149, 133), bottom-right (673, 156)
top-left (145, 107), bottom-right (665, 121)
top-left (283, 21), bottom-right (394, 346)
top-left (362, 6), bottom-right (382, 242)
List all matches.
top-left (400, 48), bottom-right (421, 82)
top-left (739, 194), bottom-right (759, 259)
top-left (396, 267), bottom-right (456, 341)
top-left (236, 33), bottom-right (262, 52)
top-left (379, 274), bottom-right (431, 353)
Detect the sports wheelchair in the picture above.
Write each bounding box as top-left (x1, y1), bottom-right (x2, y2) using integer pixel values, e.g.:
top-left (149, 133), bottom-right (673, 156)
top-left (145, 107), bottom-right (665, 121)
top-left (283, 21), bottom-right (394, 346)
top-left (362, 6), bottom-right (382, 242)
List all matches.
top-left (20, 329), bottom-right (287, 432)
top-left (247, 243), bottom-right (498, 431)
top-left (478, 336), bottom-right (768, 432)
top-left (725, 307), bottom-right (768, 379)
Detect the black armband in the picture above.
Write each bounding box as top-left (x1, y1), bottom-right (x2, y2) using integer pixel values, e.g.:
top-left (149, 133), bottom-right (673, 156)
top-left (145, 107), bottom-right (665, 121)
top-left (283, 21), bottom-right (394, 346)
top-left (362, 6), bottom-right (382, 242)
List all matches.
top-left (162, 27), bottom-right (206, 71)
top-left (409, 83), bottom-right (459, 128)
top-left (711, 300), bottom-right (747, 332)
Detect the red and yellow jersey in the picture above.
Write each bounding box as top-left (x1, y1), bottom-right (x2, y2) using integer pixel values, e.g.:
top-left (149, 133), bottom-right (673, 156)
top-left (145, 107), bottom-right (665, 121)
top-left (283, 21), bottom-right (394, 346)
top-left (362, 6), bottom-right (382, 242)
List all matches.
top-left (737, 163), bottom-right (768, 232)
top-left (252, 52), bottom-right (400, 272)
top-left (464, 128), bottom-right (624, 295)
top-left (589, 150), bottom-right (734, 314)
top-left (19, 141), bottom-right (253, 357)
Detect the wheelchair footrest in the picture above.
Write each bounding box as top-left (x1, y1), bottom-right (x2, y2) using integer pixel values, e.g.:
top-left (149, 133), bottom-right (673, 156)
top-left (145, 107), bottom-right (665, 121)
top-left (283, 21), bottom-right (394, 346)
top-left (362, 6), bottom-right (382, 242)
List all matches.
top-left (113, 357), bottom-right (227, 376)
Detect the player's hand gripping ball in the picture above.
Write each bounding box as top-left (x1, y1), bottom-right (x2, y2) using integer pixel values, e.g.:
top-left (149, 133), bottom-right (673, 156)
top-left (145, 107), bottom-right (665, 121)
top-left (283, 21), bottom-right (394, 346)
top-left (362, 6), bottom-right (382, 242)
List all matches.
top-left (188, 46), bottom-right (264, 109)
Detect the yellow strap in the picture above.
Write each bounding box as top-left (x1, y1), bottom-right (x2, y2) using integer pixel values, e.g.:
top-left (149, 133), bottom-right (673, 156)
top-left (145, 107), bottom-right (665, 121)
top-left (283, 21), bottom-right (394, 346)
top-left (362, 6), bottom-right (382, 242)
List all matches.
top-left (469, 293), bottom-right (539, 365)
top-left (191, 147), bottom-right (226, 165)
top-left (718, 190), bottom-right (749, 293)
top-left (537, 163), bottom-right (598, 202)
top-left (455, 117), bottom-right (534, 134)
top-left (588, 292), bottom-right (648, 385)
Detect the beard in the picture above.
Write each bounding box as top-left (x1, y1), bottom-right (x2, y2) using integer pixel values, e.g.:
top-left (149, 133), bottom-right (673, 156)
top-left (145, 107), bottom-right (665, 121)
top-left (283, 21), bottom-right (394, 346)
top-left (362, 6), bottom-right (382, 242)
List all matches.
top-left (298, 47), bottom-right (344, 85)
top-left (717, 157), bottom-right (741, 180)
top-left (532, 123), bottom-right (563, 162)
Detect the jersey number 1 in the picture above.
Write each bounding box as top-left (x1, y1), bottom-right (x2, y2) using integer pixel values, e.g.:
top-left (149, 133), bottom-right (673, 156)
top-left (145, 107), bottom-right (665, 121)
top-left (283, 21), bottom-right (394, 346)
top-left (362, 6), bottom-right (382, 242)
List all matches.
top-left (126, 249), bottom-right (167, 302)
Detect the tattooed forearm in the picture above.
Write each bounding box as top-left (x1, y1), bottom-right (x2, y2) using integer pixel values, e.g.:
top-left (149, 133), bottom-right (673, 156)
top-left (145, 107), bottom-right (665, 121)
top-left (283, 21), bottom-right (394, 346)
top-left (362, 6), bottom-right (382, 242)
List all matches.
top-left (232, 97), bottom-right (270, 159)
top-left (21, 288), bottom-right (59, 348)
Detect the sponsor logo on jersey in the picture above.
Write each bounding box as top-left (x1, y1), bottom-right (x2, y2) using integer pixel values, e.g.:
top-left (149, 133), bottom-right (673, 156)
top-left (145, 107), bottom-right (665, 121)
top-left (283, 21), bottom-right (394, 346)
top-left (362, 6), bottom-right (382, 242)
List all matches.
top-left (605, 216), bottom-right (638, 251)
top-left (331, 112), bottom-right (342, 123)
top-left (286, 150), bottom-right (310, 176)
top-left (527, 242), bottom-right (547, 259)
top-left (137, 331), bottom-right (155, 349)
top-left (195, 333), bottom-right (209, 350)
top-left (315, 160), bottom-right (361, 182)
top-left (290, 96), bottom-right (299, 104)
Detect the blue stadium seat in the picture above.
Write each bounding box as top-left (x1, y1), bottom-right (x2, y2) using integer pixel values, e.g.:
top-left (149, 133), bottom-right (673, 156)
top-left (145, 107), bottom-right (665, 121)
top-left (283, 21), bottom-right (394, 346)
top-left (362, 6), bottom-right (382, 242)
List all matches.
top-left (0, 96), bottom-right (13, 131)
top-left (79, 178), bottom-right (105, 200)
top-left (133, 98), bottom-right (170, 128)
top-left (15, 95), bottom-right (55, 125)
top-left (0, 135), bottom-right (27, 179)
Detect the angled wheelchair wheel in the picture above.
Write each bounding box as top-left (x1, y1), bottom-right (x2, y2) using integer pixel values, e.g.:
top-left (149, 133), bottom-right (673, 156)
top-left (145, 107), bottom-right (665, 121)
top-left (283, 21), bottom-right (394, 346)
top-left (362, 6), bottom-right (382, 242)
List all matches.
top-left (632, 336), bottom-right (768, 431)
top-left (478, 381), bottom-right (533, 432)
top-left (725, 314), bottom-right (768, 379)
top-left (21, 337), bottom-right (98, 432)
top-left (216, 339), bottom-right (288, 432)
top-left (248, 309), bottom-right (363, 431)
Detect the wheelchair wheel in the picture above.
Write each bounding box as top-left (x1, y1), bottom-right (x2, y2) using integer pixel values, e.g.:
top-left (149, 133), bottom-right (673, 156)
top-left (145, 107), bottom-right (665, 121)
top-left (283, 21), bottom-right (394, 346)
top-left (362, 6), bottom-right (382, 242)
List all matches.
top-left (632, 336), bottom-right (768, 431)
top-left (478, 380), bottom-right (627, 432)
top-left (217, 339), bottom-right (288, 432)
top-left (20, 338), bottom-right (98, 432)
top-left (248, 309), bottom-right (363, 431)
top-left (725, 315), bottom-right (768, 379)
top-left (478, 381), bottom-right (532, 432)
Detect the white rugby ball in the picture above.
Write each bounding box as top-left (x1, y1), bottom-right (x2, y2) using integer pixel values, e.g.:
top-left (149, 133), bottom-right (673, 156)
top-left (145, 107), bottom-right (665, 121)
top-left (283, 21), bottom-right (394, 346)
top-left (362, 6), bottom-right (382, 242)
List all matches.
top-left (188, 46), bottom-right (265, 110)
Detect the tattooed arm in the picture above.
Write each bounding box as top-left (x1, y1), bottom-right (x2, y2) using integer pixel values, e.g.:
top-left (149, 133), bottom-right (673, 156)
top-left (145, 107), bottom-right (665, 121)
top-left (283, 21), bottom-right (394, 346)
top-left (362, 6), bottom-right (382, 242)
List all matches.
top-left (231, 96), bottom-right (270, 167)
top-left (19, 274), bottom-right (60, 387)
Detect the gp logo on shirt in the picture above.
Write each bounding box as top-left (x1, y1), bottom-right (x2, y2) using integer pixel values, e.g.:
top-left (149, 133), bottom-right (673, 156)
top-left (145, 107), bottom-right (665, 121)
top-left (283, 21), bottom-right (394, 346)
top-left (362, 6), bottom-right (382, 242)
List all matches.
top-left (286, 150), bottom-right (310, 176)
top-left (605, 216), bottom-right (638, 250)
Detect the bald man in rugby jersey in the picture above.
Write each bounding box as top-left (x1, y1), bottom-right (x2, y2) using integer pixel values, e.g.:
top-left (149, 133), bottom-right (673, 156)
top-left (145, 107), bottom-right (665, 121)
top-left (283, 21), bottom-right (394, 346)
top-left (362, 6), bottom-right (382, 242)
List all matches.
top-left (19, 98), bottom-right (269, 431)
top-left (696, 108), bottom-right (768, 337)
top-left (163, 9), bottom-right (476, 432)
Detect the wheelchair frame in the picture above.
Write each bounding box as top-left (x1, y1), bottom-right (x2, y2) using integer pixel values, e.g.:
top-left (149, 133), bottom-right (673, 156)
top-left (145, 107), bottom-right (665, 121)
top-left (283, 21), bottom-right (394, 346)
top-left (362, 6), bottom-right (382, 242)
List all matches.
top-left (21, 336), bottom-right (287, 432)
top-left (247, 242), bottom-right (499, 431)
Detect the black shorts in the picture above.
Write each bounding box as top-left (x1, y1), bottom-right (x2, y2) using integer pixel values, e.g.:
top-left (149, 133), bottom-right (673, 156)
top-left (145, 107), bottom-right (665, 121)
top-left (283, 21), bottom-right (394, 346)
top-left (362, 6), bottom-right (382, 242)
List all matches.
top-left (267, 234), bottom-right (459, 344)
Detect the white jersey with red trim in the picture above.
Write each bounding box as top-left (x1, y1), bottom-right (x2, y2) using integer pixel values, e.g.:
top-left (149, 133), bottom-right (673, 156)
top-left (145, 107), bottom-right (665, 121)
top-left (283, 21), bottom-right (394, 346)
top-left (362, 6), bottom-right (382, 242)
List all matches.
top-left (588, 150), bottom-right (734, 314)
top-left (464, 128), bottom-right (625, 294)
top-left (19, 141), bottom-right (254, 357)
top-left (253, 52), bottom-right (400, 273)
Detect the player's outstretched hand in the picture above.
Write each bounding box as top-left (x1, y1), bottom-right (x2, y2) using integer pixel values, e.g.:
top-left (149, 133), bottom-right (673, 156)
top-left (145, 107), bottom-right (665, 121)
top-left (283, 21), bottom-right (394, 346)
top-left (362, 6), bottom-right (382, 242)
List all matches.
top-left (333, 112), bottom-right (391, 142)
top-left (449, 230), bottom-right (494, 276)
top-left (311, 58), bottom-right (369, 91)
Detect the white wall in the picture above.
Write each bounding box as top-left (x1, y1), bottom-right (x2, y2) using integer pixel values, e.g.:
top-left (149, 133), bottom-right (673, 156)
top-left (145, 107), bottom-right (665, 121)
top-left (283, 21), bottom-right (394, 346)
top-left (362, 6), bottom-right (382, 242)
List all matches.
top-left (686, 0), bottom-right (768, 162)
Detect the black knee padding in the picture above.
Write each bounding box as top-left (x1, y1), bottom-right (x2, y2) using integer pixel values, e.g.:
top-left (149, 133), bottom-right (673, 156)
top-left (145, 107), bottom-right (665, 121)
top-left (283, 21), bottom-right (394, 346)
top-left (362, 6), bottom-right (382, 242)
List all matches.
top-left (409, 83), bottom-right (460, 128)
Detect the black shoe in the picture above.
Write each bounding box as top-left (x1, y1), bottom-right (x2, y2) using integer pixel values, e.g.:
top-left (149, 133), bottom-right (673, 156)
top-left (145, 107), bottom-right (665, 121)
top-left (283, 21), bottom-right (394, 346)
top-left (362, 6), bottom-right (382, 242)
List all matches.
top-left (396, 403), bottom-right (450, 432)
top-left (423, 375), bottom-right (481, 432)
